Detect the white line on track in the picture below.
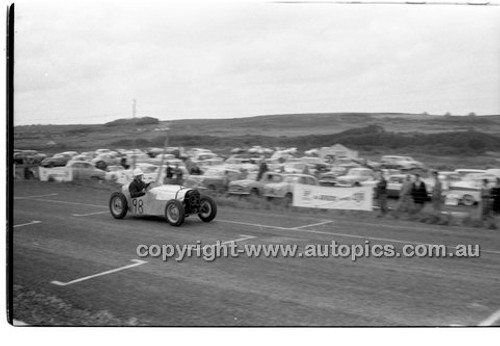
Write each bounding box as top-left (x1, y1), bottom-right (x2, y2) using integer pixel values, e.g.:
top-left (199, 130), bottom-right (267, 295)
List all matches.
top-left (51, 259), bottom-right (147, 287)
top-left (478, 307), bottom-right (500, 326)
top-left (203, 234), bottom-right (255, 250)
top-left (13, 220), bottom-right (41, 228)
top-left (217, 219), bottom-right (500, 255)
top-left (72, 211), bottom-right (108, 217)
top-left (293, 220), bottom-right (333, 229)
top-left (17, 197), bottom-right (107, 208)
top-left (14, 193), bottom-right (58, 199)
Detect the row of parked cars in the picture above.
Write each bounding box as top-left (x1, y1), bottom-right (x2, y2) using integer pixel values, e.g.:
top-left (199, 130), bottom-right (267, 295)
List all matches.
top-left (15, 147), bottom-right (499, 206)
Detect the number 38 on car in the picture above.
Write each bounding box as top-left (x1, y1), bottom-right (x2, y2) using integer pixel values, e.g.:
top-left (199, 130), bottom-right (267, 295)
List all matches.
top-left (108, 183), bottom-right (217, 226)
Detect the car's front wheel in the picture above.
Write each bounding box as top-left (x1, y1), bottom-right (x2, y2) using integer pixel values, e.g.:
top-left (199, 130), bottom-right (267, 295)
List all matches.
top-left (462, 194), bottom-right (476, 207)
top-left (165, 200), bottom-right (185, 226)
top-left (109, 192), bottom-right (128, 219)
top-left (198, 195), bottom-right (217, 222)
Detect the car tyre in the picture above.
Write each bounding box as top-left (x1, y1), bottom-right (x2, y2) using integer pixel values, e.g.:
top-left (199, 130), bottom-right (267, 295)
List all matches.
top-left (198, 195), bottom-right (217, 222)
top-left (165, 199), bottom-right (185, 226)
top-left (462, 194), bottom-right (475, 207)
top-left (109, 192), bottom-right (128, 219)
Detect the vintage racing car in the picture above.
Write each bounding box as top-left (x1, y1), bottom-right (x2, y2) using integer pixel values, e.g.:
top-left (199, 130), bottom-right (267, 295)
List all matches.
top-left (109, 183), bottom-right (217, 226)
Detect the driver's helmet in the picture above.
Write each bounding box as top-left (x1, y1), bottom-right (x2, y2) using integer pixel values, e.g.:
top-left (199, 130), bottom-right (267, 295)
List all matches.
top-left (133, 168), bottom-right (144, 177)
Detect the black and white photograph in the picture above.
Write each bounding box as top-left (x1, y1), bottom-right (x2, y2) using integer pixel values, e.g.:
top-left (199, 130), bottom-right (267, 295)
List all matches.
top-left (7, 0), bottom-right (500, 329)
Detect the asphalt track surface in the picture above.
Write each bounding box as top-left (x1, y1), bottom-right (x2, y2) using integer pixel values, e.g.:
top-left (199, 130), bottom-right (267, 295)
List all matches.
top-left (12, 181), bottom-right (500, 326)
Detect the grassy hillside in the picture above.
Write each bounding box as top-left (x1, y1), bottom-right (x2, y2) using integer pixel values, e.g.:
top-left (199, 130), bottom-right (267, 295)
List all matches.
top-left (14, 112), bottom-right (500, 149)
top-left (12, 113), bottom-right (500, 169)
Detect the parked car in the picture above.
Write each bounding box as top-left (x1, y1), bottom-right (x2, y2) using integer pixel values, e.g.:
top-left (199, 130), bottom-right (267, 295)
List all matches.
top-left (386, 174), bottom-right (436, 198)
top-left (41, 154), bottom-right (69, 168)
top-left (68, 154), bottom-right (91, 164)
top-left (335, 168), bottom-right (376, 187)
top-left (67, 161), bottom-right (106, 180)
top-left (381, 155), bottom-right (424, 170)
top-left (105, 165), bottom-right (126, 182)
top-left (184, 168), bottom-right (244, 193)
top-left (454, 169), bottom-right (486, 177)
top-left (318, 172), bottom-right (339, 187)
top-left (95, 148), bottom-right (112, 155)
top-left (437, 171), bottom-right (462, 190)
top-left (386, 174), bottom-right (407, 198)
top-left (228, 171), bottom-right (284, 196)
top-left (13, 150), bottom-right (46, 164)
top-left (61, 151), bottom-right (79, 158)
top-left (263, 174), bottom-right (318, 205)
top-left (445, 173), bottom-right (497, 206)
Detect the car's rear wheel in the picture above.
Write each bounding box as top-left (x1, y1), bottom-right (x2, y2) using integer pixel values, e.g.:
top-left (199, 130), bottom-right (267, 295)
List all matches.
top-left (462, 194), bottom-right (475, 207)
top-left (198, 195), bottom-right (217, 222)
top-left (109, 192), bottom-right (128, 219)
top-left (165, 200), bottom-right (185, 226)
top-left (250, 188), bottom-right (260, 197)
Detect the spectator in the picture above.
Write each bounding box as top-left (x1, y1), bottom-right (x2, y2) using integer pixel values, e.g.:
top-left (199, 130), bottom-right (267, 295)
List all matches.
top-left (375, 171), bottom-right (388, 217)
top-left (190, 164), bottom-right (202, 175)
top-left (120, 157), bottom-right (130, 170)
top-left (23, 158), bottom-right (34, 180)
top-left (302, 165), bottom-right (310, 175)
top-left (411, 174), bottom-right (429, 214)
top-left (257, 161), bottom-right (268, 181)
top-left (396, 175), bottom-right (414, 215)
top-left (480, 179), bottom-right (491, 220)
top-left (491, 178), bottom-right (500, 215)
top-left (431, 171), bottom-right (443, 215)
top-left (164, 162), bottom-right (174, 184)
top-left (173, 163), bottom-right (183, 185)
top-left (222, 171), bottom-right (230, 193)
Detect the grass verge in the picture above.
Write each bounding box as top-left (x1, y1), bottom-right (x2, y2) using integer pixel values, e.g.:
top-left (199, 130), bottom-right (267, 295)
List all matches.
top-left (12, 284), bottom-right (145, 326)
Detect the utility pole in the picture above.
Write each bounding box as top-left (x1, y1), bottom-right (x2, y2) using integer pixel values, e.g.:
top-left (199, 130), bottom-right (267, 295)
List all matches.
top-left (132, 98), bottom-right (137, 169)
top-left (156, 126), bottom-right (170, 184)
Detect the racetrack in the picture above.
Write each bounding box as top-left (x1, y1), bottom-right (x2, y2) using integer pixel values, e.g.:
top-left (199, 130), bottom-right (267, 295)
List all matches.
top-left (11, 181), bottom-right (500, 326)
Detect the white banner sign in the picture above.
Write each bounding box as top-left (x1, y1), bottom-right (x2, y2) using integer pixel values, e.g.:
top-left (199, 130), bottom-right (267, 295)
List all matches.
top-left (293, 184), bottom-right (373, 211)
top-left (38, 167), bottom-right (73, 182)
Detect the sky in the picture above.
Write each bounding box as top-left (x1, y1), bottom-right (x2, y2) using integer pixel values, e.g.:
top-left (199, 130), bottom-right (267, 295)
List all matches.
top-left (12, 0), bottom-right (500, 125)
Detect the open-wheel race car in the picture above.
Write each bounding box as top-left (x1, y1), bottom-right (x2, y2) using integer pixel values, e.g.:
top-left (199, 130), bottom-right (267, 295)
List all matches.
top-left (109, 183), bottom-right (217, 226)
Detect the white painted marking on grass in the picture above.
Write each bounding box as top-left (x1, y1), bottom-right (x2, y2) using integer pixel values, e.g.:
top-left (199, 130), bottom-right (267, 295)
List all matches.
top-left (203, 234), bottom-right (255, 251)
top-left (51, 259), bottom-right (147, 287)
top-left (13, 319), bottom-right (29, 326)
top-left (13, 220), bottom-right (41, 228)
top-left (293, 220), bottom-right (333, 229)
top-left (217, 219), bottom-right (500, 255)
top-left (14, 193), bottom-right (58, 199)
top-left (478, 308), bottom-right (500, 326)
top-left (72, 210), bottom-right (108, 217)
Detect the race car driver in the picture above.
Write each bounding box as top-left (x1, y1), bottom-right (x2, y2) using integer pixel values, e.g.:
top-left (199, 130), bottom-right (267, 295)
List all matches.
top-left (129, 168), bottom-right (150, 198)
